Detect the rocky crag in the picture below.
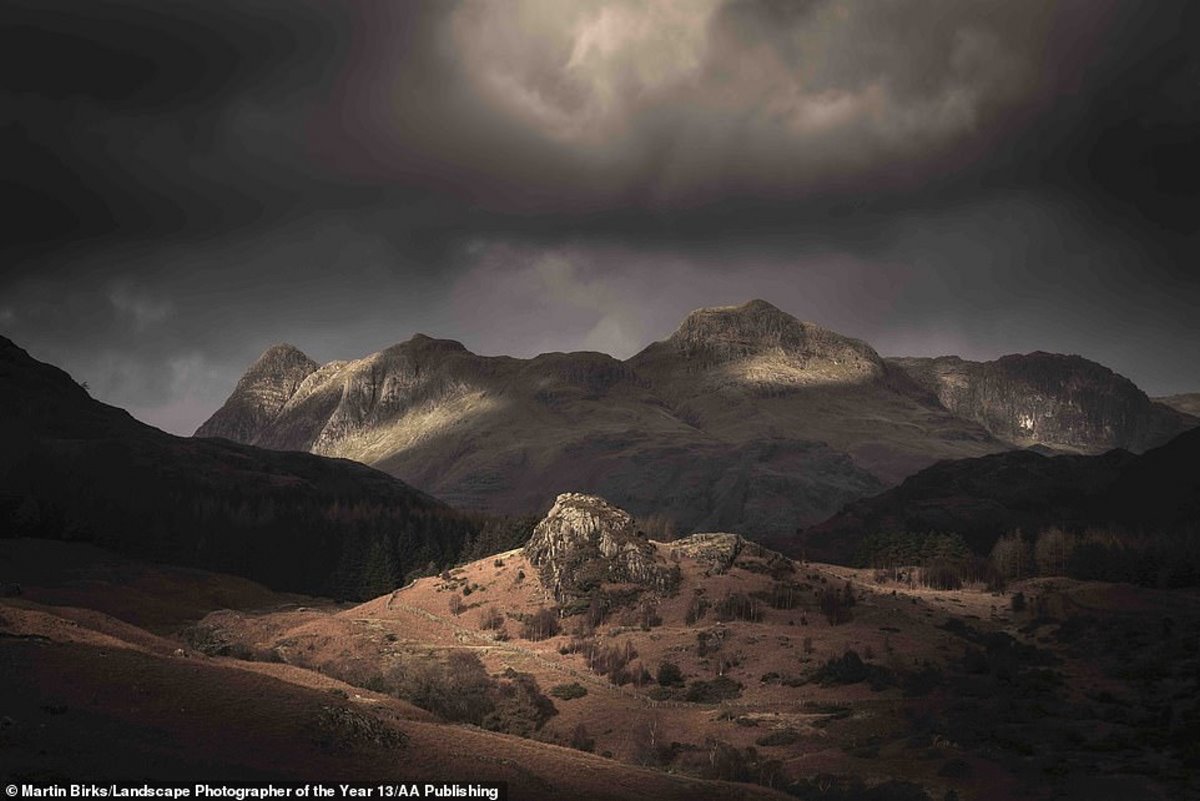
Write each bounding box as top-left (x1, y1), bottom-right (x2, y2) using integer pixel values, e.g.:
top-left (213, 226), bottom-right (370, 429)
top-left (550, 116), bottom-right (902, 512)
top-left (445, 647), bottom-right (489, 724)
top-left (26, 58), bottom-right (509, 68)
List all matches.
top-left (889, 352), bottom-right (1195, 454)
top-left (197, 344), bottom-right (318, 443)
top-left (523, 493), bottom-right (680, 605)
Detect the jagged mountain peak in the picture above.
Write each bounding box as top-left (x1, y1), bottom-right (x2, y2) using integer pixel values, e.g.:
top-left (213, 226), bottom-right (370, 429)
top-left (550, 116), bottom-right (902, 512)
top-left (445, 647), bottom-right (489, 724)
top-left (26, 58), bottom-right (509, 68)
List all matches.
top-left (195, 343), bottom-right (319, 441)
top-left (630, 300), bottom-right (885, 391)
top-left (668, 299), bottom-right (808, 349)
top-left (255, 342), bottom-right (313, 364)
top-left (662, 299), bottom-right (879, 363)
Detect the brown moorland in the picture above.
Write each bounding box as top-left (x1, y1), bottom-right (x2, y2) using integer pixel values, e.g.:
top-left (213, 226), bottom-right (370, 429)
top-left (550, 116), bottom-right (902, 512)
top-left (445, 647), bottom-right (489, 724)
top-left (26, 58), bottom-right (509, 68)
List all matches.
top-left (6, 493), bottom-right (1195, 801)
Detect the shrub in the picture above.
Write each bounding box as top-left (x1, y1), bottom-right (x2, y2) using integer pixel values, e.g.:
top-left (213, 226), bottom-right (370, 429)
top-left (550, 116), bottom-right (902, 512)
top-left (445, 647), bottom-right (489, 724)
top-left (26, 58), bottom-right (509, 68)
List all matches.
top-left (815, 649), bottom-right (868, 685)
top-left (1010, 591), bottom-right (1027, 613)
top-left (755, 729), bottom-right (801, 747)
top-left (314, 705), bottom-right (408, 752)
top-left (481, 668), bottom-right (558, 737)
top-left (684, 675), bottom-right (743, 703)
top-left (812, 649), bottom-right (897, 691)
top-left (647, 686), bottom-right (680, 701)
top-left (696, 629), bottom-right (723, 657)
top-left (448, 593), bottom-right (464, 616)
top-left (388, 650), bottom-right (495, 724)
top-left (657, 661), bottom-right (685, 687)
top-left (550, 682), bottom-right (588, 700)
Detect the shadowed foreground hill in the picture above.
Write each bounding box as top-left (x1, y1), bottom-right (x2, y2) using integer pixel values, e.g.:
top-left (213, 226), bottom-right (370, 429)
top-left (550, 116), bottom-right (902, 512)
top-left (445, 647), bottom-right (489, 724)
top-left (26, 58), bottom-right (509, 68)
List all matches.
top-left (800, 426), bottom-right (1200, 564)
top-left (0, 336), bottom-right (478, 599)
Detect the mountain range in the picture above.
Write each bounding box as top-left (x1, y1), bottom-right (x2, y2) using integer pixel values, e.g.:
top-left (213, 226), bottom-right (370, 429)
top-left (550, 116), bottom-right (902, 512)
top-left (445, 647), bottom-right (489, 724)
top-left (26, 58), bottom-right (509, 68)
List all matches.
top-left (196, 300), bottom-right (1196, 545)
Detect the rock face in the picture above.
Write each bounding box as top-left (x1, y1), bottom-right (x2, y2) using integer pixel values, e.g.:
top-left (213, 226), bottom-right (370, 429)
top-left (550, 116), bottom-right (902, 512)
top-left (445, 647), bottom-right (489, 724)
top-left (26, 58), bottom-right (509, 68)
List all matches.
top-left (524, 493), bottom-right (680, 604)
top-left (889, 353), bottom-right (1196, 454)
top-left (196, 344), bottom-right (318, 443)
top-left (655, 299), bottom-right (885, 386)
top-left (665, 532), bottom-right (792, 576)
top-left (627, 301), bottom-right (1003, 486)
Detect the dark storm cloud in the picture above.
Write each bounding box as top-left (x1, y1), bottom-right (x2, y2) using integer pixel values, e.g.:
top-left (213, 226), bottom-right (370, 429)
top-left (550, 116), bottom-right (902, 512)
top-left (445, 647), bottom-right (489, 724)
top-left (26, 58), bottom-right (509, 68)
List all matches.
top-left (0, 0), bottom-right (357, 253)
top-left (2, 1), bottom-right (1197, 434)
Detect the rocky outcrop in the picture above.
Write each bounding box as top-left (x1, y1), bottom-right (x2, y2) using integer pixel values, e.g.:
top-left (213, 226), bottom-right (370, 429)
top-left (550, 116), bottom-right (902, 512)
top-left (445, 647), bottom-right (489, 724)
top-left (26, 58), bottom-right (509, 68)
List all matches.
top-left (196, 344), bottom-right (317, 442)
top-left (889, 352), bottom-right (1196, 454)
top-left (665, 532), bottom-right (793, 576)
top-left (524, 494), bottom-right (680, 605)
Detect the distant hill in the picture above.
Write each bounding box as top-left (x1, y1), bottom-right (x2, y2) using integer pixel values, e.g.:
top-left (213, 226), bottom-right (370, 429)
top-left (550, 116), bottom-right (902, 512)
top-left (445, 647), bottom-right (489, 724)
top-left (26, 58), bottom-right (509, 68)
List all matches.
top-left (0, 336), bottom-right (479, 599)
top-left (888, 352), bottom-right (1195, 453)
top-left (800, 426), bottom-right (1200, 564)
top-left (1156, 392), bottom-right (1200, 418)
top-left (197, 300), bottom-right (1009, 541)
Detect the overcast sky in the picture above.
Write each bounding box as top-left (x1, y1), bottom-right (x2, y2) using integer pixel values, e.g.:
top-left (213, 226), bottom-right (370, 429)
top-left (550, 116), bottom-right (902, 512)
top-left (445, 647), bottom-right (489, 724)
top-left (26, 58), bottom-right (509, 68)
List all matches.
top-left (3, 0), bottom-right (1198, 434)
